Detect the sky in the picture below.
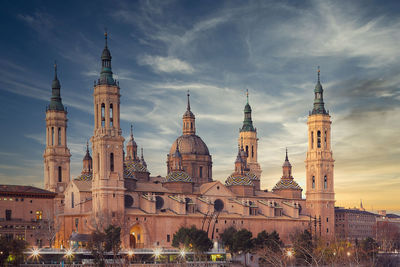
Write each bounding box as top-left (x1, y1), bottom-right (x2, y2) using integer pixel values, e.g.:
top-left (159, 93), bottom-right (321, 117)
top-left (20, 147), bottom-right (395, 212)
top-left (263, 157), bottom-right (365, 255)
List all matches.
top-left (0, 0), bottom-right (399, 214)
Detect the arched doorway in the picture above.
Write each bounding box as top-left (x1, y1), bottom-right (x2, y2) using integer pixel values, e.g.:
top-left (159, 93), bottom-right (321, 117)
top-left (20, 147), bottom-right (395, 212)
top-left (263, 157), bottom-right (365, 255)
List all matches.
top-left (130, 225), bottom-right (143, 249)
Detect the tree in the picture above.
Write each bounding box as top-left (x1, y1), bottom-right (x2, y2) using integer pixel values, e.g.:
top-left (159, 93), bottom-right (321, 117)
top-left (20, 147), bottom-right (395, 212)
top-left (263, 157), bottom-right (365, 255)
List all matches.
top-left (255, 230), bottom-right (286, 267)
top-left (172, 225), bottom-right (213, 261)
top-left (104, 225), bottom-right (121, 262)
top-left (291, 229), bottom-right (315, 266)
top-left (219, 226), bottom-right (237, 252)
top-left (88, 230), bottom-right (106, 267)
top-left (0, 237), bottom-right (27, 266)
top-left (232, 229), bottom-right (254, 267)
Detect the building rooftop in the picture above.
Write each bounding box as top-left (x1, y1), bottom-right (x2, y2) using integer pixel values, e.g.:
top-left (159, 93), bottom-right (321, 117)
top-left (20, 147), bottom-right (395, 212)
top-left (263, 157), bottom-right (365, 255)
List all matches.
top-left (0, 184), bottom-right (56, 197)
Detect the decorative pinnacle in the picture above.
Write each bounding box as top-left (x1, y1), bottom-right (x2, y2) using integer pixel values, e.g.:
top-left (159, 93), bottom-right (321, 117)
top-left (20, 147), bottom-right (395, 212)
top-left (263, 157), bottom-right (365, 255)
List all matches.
top-left (54, 61), bottom-right (58, 79)
top-left (285, 147), bottom-right (288, 161)
top-left (104, 28), bottom-right (108, 48)
top-left (86, 140), bottom-right (89, 153)
top-left (317, 66), bottom-right (320, 83)
top-left (246, 89), bottom-right (249, 104)
top-left (130, 124), bottom-right (133, 139)
top-left (187, 90), bottom-right (191, 111)
top-left (141, 147), bottom-right (144, 159)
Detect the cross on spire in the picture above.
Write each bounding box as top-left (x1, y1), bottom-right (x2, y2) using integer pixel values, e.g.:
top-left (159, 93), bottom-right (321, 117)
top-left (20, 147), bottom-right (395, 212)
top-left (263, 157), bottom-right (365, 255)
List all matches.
top-left (317, 66), bottom-right (320, 83)
top-left (104, 28), bottom-right (108, 48)
top-left (246, 89), bottom-right (249, 104)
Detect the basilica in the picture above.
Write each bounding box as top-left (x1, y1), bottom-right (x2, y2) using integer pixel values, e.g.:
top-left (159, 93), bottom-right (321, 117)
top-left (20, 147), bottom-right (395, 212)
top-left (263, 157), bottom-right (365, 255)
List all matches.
top-left (42, 33), bottom-right (335, 249)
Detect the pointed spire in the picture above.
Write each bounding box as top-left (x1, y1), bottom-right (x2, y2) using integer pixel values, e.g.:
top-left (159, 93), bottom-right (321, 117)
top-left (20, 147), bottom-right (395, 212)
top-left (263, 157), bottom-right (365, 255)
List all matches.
top-left (187, 90), bottom-right (191, 111)
top-left (241, 89), bottom-right (255, 132)
top-left (104, 28), bottom-right (108, 48)
top-left (130, 124), bottom-right (133, 140)
top-left (48, 61), bottom-right (64, 111)
top-left (311, 66), bottom-right (327, 115)
top-left (86, 140), bottom-right (89, 153)
top-left (285, 147), bottom-right (288, 161)
top-left (83, 139), bottom-right (92, 161)
top-left (140, 147), bottom-right (147, 168)
top-left (99, 30), bottom-right (114, 85)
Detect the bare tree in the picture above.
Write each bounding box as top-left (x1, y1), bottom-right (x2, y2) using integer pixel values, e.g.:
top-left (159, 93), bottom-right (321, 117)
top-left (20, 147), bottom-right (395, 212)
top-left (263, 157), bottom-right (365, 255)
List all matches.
top-left (34, 209), bottom-right (61, 248)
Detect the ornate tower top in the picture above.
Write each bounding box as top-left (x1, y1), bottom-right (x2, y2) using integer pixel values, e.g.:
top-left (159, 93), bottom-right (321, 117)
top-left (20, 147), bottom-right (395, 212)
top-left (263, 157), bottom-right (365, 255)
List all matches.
top-left (99, 30), bottom-right (115, 85)
top-left (241, 89), bottom-right (255, 132)
top-left (311, 66), bottom-right (328, 115)
top-left (182, 91), bottom-right (196, 135)
top-left (282, 148), bottom-right (293, 179)
top-left (48, 62), bottom-right (65, 111)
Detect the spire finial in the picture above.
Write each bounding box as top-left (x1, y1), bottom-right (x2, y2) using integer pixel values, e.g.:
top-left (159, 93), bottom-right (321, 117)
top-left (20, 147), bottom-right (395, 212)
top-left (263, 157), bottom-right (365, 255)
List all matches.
top-left (86, 140), bottom-right (89, 153)
top-left (187, 90), bottom-right (191, 111)
top-left (130, 124), bottom-right (133, 139)
top-left (246, 89), bottom-right (249, 104)
top-left (54, 60), bottom-right (58, 79)
top-left (317, 66), bottom-right (320, 83)
top-left (104, 28), bottom-right (108, 48)
top-left (285, 147), bottom-right (288, 161)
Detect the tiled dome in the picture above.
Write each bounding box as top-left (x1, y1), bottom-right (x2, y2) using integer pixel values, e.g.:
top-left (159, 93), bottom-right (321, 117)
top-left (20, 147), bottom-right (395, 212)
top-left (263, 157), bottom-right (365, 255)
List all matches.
top-left (75, 172), bottom-right (92, 181)
top-left (163, 171), bottom-right (192, 183)
top-left (170, 135), bottom-right (210, 155)
top-left (246, 172), bottom-right (259, 181)
top-left (225, 173), bottom-right (254, 186)
top-left (272, 178), bottom-right (302, 191)
top-left (124, 161), bottom-right (148, 179)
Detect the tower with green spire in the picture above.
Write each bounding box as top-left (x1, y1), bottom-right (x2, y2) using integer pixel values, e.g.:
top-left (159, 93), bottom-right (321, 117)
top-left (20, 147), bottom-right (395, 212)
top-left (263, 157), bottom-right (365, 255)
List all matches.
top-left (306, 67), bottom-right (335, 239)
top-left (43, 62), bottom-right (71, 199)
top-left (238, 90), bottom-right (262, 185)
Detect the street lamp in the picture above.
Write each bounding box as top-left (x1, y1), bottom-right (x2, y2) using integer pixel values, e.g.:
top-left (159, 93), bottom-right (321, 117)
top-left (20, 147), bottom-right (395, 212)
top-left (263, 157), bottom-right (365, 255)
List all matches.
top-left (180, 249), bottom-right (186, 258)
top-left (286, 250), bottom-right (293, 257)
top-left (153, 248), bottom-right (162, 263)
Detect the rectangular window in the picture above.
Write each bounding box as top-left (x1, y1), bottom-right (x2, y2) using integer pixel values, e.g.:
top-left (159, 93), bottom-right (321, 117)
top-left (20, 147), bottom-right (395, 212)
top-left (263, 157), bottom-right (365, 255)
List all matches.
top-left (58, 127), bottom-right (61, 145)
top-left (71, 192), bottom-right (74, 209)
top-left (58, 166), bottom-right (62, 183)
top-left (51, 127), bottom-right (54, 145)
top-left (311, 131), bottom-right (314, 149)
top-left (167, 234), bottom-right (170, 242)
top-left (110, 153), bottom-right (114, 172)
top-left (317, 131), bottom-right (321, 148)
top-left (36, 211), bottom-right (43, 220)
top-left (5, 210), bottom-right (11, 221)
top-left (199, 166), bottom-right (203, 178)
top-left (109, 104), bottom-right (113, 127)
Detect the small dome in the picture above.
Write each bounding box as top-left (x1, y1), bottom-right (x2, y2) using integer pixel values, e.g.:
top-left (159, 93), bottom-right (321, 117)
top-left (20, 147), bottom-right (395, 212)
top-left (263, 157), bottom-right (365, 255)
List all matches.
top-left (225, 173), bottom-right (254, 186)
top-left (101, 47), bottom-right (111, 60)
top-left (183, 109), bottom-right (195, 118)
top-left (124, 161), bottom-right (148, 179)
top-left (272, 178), bottom-right (302, 191)
top-left (75, 172), bottom-right (92, 181)
top-left (164, 170), bottom-right (192, 183)
top-left (244, 103), bottom-right (252, 113)
top-left (314, 81), bottom-right (323, 93)
top-left (170, 135), bottom-right (210, 156)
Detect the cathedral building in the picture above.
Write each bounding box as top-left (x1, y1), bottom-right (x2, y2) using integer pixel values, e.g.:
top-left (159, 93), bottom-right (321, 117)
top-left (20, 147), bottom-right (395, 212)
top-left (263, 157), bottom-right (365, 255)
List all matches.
top-left (0, 33), bottom-right (336, 249)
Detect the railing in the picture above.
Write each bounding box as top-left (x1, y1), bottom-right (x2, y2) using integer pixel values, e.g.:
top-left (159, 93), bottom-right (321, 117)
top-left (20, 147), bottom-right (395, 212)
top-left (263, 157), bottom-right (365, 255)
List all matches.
top-left (21, 262), bottom-right (229, 267)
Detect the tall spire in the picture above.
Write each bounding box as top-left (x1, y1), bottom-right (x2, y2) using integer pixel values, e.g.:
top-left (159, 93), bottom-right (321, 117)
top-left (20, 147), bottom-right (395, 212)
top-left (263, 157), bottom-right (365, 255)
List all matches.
top-left (241, 89), bottom-right (255, 132)
top-left (99, 30), bottom-right (114, 85)
top-left (140, 147), bottom-right (147, 168)
top-left (311, 66), bottom-right (327, 115)
top-left (285, 147), bottom-right (288, 161)
top-left (187, 90), bottom-right (191, 112)
top-left (130, 124), bottom-right (133, 140)
top-left (282, 148), bottom-right (292, 178)
top-left (48, 61), bottom-right (64, 111)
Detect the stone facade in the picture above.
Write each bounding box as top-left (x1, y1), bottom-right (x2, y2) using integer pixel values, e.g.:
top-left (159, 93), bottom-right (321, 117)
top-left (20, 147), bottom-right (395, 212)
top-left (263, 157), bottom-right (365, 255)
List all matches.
top-left (5, 35), bottom-right (337, 249)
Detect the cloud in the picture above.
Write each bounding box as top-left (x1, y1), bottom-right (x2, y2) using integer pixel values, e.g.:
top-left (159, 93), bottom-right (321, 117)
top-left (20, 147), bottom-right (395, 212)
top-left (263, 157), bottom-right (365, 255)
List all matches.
top-left (137, 55), bottom-right (194, 74)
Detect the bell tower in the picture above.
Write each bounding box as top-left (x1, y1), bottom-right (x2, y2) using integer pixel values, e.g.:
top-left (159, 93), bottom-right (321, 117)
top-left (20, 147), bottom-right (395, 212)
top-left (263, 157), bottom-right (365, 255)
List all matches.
top-left (238, 90), bottom-right (262, 181)
top-left (305, 67), bottom-right (335, 239)
top-left (43, 63), bottom-right (71, 195)
top-left (91, 32), bottom-right (125, 222)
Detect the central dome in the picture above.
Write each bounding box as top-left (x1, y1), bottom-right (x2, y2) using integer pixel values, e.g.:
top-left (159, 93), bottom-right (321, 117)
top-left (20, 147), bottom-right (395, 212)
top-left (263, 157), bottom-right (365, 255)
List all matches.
top-left (169, 135), bottom-right (210, 155)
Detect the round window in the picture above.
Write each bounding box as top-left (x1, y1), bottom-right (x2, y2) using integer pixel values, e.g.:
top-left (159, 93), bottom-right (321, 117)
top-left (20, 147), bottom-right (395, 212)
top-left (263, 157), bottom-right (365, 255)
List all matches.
top-left (214, 199), bottom-right (224, 212)
top-left (124, 195), bottom-right (134, 207)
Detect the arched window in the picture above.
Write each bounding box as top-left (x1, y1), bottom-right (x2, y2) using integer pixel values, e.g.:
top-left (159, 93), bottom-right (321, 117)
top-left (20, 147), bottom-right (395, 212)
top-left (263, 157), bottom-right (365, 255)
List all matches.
top-left (58, 166), bottom-right (62, 182)
top-left (71, 192), bottom-right (74, 209)
top-left (252, 145), bottom-right (254, 158)
top-left (190, 122), bottom-right (193, 130)
top-left (51, 127), bottom-right (54, 145)
top-left (58, 127), bottom-right (61, 145)
top-left (324, 131), bottom-right (327, 148)
top-left (317, 131), bottom-right (321, 148)
top-left (109, 103), bottom-right (113, 127)
top-left (155, 196), bottom-right (164, 210)
top-left (101, 103), bottom-right (105, 127)
top-left (311, 131), bottom-right (314, 149)
top-left (110, 153), bottom-right (114, 172)
top-left (312, 176), bottom-right (315, 189)
top-left (199, 166), bottom-right (203, 178)
top-left (324, 176), bottom-right (327, 189)
top-left (246, 145), bottom-right (249, 155)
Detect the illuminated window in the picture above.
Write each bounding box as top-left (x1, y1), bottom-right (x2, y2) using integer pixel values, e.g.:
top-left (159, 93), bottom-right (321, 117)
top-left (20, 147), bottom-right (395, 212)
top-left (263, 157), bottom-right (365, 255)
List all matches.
top-left (36, 211), bottom-right (42, 220)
